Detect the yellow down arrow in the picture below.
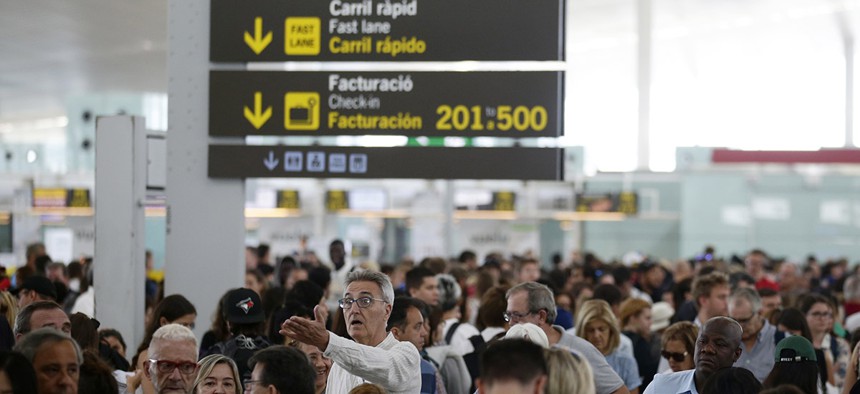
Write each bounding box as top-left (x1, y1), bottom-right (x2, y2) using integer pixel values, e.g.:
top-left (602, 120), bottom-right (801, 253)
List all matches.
top-left (243, 92), bottom-right (272, 129)
top-left (244, 17), bottom-right (272, 55)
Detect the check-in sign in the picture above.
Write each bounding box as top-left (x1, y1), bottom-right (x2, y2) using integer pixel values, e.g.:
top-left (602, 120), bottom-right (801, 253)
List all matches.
top-left (210, 0), bottom-right (565, 62)
top-left (209, 71), bottom-right (563, 138)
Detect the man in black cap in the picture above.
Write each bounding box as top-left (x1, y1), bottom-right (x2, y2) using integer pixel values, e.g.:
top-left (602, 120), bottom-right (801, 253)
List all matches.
top-left (17, 275), bottom-right (57, 308)
top-left (207, 288), bottom-right (272, 380)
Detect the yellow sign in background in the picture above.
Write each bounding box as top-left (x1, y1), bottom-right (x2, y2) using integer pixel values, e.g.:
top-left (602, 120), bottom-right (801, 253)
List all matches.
top-left (284, 92), bottom-right (320, 130)
top-left (285, 17), bottom-right (321, 55)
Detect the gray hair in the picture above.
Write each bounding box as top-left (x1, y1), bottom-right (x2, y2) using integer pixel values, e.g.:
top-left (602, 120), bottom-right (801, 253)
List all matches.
top-left (151, 323), bottom-right (198, 351)
top-left (436, 274), bottom-right (461, 312)
top-left (14, 327), bottom-right (83, 365)
top-left (506, 282), bottom-right (557, 324)
top-left (729, 287), bottom-right (762, 314)
top-left (14, 301), bottom-right (65, 336)
top-left (345, 270), bottom-right (394, 304)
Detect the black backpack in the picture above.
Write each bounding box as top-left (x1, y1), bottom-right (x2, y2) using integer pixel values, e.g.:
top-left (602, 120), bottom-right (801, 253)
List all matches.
top-left (210, 335), bottom-right (271, 381)
top-left (445, 322), bottom-right (490, 392)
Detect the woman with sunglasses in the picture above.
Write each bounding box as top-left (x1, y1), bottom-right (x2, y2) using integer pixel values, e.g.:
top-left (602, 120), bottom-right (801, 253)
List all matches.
top-left (576, 299), bottom-right (642, 394)
top-left (660, 321), bottom-right (698, 373)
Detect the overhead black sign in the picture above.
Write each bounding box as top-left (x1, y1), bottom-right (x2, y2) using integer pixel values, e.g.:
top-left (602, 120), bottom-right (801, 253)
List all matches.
top-left (210, 0), bottom-right (564, 62)
top-left (210, 71), bottom-right (563, 138)
top-left (209, 145), bottom-right (563, 180)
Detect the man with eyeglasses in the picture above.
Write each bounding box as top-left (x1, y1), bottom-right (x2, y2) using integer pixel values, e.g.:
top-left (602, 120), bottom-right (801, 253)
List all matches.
top-left (144, 324), bottom-right (199, 394)
top-left (729, 287), bottom-right (783, 382)
top-left (281, 270), bottom-right (421, 394)
top-left (505, 282), bottom-right (629, 394)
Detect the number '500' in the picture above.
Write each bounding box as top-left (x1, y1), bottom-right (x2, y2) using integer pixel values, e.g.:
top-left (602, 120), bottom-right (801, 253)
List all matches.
top-left (436, 105), bottom-right (548, 132)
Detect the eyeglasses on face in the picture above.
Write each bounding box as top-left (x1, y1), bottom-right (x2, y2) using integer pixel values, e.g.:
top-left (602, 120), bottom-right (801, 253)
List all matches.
top-left (148, 359), bottom-right (197, 375)
top-left (734, 314), bottom-right (757, 325)
top-left (503, 310), bottom-right (537, 322)
top-left (244, 379), bottom-right (262, 391)
top-left (661, 350), bottom-right (689, 362)
top-left (809, 311), bottom-right (833, 319)
top-left (338, 296), bottom-right (387, 309)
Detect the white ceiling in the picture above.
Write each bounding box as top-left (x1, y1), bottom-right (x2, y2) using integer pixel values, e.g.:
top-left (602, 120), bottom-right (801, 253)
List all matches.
top-left (1, 0), bottom-right (859, 136)
top-left (0, 0), bottom-right (167, 121)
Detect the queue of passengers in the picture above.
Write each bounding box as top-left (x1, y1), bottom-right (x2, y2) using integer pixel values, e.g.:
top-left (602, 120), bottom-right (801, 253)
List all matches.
top-left (1, 241), bottom-right (860, 394)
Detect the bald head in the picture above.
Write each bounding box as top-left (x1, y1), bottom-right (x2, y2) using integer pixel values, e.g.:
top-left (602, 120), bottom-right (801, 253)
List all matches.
top-left (703, 317), bottom-right (742, 343)
top-left (694, 317), bottom-right (743, 381)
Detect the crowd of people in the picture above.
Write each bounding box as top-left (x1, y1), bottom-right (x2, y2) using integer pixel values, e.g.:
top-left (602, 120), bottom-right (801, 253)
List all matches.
top-left (2, 241), bottom-right (860, 394)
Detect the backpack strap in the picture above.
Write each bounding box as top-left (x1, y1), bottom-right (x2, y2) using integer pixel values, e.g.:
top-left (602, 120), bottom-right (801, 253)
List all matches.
top-left (445, 322), bottom-right (461, 345)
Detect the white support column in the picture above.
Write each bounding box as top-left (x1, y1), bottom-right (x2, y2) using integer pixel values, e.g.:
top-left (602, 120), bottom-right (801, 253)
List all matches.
top-left (443, 180), bottom-right (454, 258)
top-left (166, 0), bottom-right (245, 338)
top-left (846, 35), bottom-right (855, 147)
top-left (94, 116), bottom-right (147, 348)
top-left (637, 0), bottom-right (653, 170)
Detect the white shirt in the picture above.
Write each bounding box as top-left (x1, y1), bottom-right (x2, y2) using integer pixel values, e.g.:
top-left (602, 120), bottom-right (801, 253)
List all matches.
top-left (643, 369), bottom-right (697, 394)
top-left (71, 286), bottom-right (95, 317)
top-left (324, 332), bottom-right (421, 394)
top-left (441, 318), bottom-right (480, 357)
top-left (481, 327), bottom-right (506, 343)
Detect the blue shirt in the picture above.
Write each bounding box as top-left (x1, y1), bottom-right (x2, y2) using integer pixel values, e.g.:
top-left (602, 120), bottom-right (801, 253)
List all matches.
top-left (643, 369), bottom-right (697, 394)
top-left (420, 358), bottom-right (438, 394)
top-left (733, 320), bottom-right (777, 382)
top-left (605, 348), bottom-right (642, 390)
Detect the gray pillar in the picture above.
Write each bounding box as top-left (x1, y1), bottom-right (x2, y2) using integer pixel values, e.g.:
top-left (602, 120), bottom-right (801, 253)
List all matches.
top-left (835, 9), bottom-right (855, 147)
top-left (94, 116), bottom-right (147, 349)
top-left (846, 35), bottom-right (855, 147)
top-left (637, 0), bottom-right (652, 170)
top-left (167, 0), bottom-right (245, 338)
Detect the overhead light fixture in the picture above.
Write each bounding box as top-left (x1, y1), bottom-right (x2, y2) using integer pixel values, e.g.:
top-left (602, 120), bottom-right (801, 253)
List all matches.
top-left (0, 116), bottom-right (68, 134)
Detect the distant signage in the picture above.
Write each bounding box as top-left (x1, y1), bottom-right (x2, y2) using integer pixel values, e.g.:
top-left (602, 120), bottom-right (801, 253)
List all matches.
top-left (0, 212), bottom-right (11, 254)
top-left (492, 192), bottom-right (516, 211)
top-left (209, 71), bottom-right (563, 138)
top-left (33, 188), bottom-right (92, 208)
top-left (209, 145), bottom-right (564, 180)
top-left (325, 190), bottom-right (349, 211)
top-left (456, 191), bottom-right (516, 211)
top-left (276, 190), bottom-right (301, 209)
top-left (575, 192), bottom-right (638, 214)
top-left (210, 0), bottom-right (564, 62)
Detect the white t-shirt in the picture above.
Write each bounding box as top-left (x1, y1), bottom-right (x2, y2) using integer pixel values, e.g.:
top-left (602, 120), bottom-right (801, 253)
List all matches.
top-left (643, 369), bottom-right (697, 394)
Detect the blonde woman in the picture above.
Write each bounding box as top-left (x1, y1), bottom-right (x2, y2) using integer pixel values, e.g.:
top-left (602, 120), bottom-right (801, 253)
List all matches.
top-left (544, 347), bottom-right (595, 394)
top-left (193, 354), bottom-right (242, 394)
top-left (576, 299), bottom-right (641, 394)
top-left (0, 291), bottom-right (17, 326)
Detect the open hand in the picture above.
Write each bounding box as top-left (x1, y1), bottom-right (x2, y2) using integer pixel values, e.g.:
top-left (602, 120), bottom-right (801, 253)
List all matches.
top-left (280, 305), bottom-right (330, 351)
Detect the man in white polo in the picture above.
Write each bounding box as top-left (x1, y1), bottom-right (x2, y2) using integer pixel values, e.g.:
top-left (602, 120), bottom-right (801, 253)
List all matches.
top-left (282, 270), bottom-right (421, 394)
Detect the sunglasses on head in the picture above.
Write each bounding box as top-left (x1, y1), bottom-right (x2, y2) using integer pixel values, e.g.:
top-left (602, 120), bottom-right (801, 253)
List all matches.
top-left (661, 350), bottom-right (689, 362)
